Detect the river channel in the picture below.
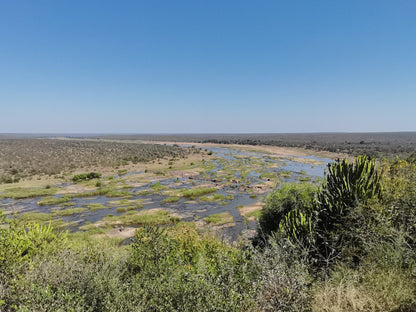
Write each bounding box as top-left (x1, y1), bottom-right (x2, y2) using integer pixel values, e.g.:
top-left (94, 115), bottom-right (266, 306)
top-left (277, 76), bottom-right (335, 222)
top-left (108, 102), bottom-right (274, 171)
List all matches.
top-left (0, 145), bottom-right (333, 241)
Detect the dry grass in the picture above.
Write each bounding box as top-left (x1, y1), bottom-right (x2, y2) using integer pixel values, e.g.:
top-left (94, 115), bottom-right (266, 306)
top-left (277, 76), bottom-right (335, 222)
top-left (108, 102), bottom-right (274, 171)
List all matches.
top-left (313, 282), bottom-right (382, 312)
top-left (312, 265), bottom-right (416, 312)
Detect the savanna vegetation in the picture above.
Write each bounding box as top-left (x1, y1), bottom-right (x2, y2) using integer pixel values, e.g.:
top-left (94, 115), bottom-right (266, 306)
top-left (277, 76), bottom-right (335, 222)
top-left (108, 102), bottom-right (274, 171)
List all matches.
top-left (97, 132), bottom-right (416, 159)
top-left (1, 154), bottom-right (416, 311)
top-left (0, 139), bottom-right (190, 184)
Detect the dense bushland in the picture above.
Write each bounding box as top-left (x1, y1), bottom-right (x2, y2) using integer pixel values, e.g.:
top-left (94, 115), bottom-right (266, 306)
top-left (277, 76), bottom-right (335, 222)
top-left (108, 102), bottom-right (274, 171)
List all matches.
top-left (96, 132), bottom-right (416, 158)
top-left (0, 139), bottom-right (190, 183)
top-left (1, 155), bottom-right (416, 311)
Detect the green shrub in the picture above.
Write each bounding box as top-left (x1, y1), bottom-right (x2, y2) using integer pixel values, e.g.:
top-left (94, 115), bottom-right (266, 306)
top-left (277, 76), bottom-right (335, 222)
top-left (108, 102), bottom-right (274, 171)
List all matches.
top-left (258, 183), bottom-right (317, 239)
top-left (3, 245), bottom-right (129, 311)
top-left (251, 239), bottom-right (312, 311)
top-left (126, 225), bottom-right (256, 311)
top-left (72, 172), bottom-right (102, 182)
top-left (0, 220), bottom-right (67, 273)
top-left (380, 158), bottom-right (416, 247)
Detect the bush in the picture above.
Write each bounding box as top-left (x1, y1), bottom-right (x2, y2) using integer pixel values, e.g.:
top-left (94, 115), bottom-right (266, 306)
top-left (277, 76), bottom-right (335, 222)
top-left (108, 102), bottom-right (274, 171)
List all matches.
top-left (258, 183), bottom-right (317, 239)
top-left (251, 239), bottom-right (312, 312)
top-left (3, 245), bottom-right (130, 311)
top-left (126, 225), bottom-right (256, 311)
top-left (72, 172), bottom-right (102, 182)
top-left (380, 157), bottom-right (416, 247)
top-left (0, 219), bottom-right (67, 276)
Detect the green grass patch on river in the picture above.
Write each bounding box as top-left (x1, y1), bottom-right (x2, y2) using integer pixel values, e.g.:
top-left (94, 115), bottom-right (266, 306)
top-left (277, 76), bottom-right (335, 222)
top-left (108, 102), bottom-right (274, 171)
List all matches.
top-left (104, 209), bottom-right (179, 226)
top-left (37, 196), bottom-right (70, 206)
top-left (59, 201), bottom-right (76, 207)
top-left (162, 196), bottom-right (180, 203)
top-left (0, 187), bottom-right (59, 199)
top-left (150, 182), bottom-right (167, 192)
top-left (115, 206), bottom-right (138, 213)
top-left (87, 203), bottom-right (108, 211)
top-left (203, 212), bottom-right (234, 225)
top-left (181, 187), bottom-right (217, 198)
top-left (53, 207), bottom-right (88, 216)
top-left (108, 199), bottom-right (143, 207)
top-left (66, 187), bottom-right (131, 199)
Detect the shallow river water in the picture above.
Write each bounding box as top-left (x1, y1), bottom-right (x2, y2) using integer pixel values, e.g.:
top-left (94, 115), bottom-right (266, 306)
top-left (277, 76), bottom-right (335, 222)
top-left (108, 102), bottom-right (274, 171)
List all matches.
top-left (0, 145), bottom-right (333, 241)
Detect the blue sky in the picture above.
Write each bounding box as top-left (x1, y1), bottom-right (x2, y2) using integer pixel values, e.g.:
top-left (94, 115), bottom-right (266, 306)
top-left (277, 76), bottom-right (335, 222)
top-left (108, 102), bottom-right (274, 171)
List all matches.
top-left (1, 0), bottom-right (415, 133)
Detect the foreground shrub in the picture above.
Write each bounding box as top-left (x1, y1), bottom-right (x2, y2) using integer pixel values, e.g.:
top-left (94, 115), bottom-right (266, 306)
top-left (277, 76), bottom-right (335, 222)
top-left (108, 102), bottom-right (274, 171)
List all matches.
top-left (251, 238), bottom-right (313, 312)
top-left (126, 225), bottom-right (256, 311)
top-left (3, 245), bottom-right (133, 312)
top-left (0, 220), bottom-right (67, 274)
top-left (380, 157), bottom-right (416, 247)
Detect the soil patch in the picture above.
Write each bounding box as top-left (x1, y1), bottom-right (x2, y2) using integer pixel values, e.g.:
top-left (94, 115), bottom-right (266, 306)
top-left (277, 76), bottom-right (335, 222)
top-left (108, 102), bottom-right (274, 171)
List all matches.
top-left (95, 226), bottom-right (137, 240)
top-left (239, 202), bottom-right (264, 221)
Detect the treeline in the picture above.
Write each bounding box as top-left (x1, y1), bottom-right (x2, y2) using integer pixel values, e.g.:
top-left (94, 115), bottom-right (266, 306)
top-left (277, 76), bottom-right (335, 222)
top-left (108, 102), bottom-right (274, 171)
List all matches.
top-left (96, 132), bottom-right (416, 159)
top-left (1, 155), bottom-right (415, 311)
top-left (0, 139), bottom-right (190, 183)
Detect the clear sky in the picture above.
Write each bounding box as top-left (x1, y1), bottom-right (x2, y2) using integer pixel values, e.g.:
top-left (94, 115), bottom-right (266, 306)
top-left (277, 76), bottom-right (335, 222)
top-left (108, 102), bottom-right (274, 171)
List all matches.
top-left (1, 0), bottom-right (415, 133)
